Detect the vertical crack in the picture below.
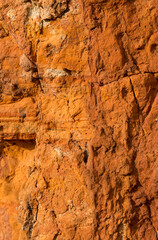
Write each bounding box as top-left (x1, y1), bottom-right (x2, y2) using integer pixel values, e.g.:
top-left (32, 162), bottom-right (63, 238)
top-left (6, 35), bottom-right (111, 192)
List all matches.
top-left (129, 76), bottom-right (145, 136)
top-left (129, 76), bottom-right (141, 113)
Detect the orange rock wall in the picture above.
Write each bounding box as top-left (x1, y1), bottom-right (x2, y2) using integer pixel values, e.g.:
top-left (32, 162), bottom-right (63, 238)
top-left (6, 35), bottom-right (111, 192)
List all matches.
top-left (0, 0), bottom-right (157, 239)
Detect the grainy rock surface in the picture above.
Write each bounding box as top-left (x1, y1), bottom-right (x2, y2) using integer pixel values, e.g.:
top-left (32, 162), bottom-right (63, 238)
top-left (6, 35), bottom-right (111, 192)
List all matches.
top-left (0, 0), bottom-right (157, 239)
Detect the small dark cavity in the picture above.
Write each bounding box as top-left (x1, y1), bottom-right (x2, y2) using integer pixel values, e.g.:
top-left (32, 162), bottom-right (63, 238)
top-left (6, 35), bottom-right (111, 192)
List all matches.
top-left (121, 87), bottom-right (128, 98)
top-left (83, 149), bottom-right (88, 164)
top-left (99, 81), bottom-right (104, 86)
top-left (150, 43), bottom-right (157, 54)
top-left (123, 70), bottom-right (128, 77)
top-left (12, 83), bottom-right (19, 91)
top-left (24, 0), bottom-right (31, 3)
top-left (63, 68), bottom-right (72, 75)
top-left (100, 127), bottom-right (105, 136)
top-left (83, 143), bottom-right (88, 164)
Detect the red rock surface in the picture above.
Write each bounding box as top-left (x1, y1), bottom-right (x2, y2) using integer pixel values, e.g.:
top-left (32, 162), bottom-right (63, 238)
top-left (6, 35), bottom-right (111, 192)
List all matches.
top-left (0, 0), bottom-right (157, 239)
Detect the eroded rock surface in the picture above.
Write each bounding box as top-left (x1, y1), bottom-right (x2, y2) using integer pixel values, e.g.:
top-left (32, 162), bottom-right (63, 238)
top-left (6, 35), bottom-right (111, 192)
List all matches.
top-left (0, 0), bottom-right (157, 239)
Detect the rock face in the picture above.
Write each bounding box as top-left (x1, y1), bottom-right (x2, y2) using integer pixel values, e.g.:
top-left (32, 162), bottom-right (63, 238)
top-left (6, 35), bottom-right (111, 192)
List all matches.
top-left (0, 0), bottom-right (157, 239)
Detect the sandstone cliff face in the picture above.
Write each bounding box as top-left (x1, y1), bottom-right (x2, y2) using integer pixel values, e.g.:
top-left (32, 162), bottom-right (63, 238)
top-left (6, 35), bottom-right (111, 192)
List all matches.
top-left (0, 0), bottom-right (157, 239)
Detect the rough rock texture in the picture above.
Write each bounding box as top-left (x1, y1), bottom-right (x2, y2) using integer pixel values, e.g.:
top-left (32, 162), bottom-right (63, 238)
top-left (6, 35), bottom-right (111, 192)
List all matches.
top-left (0, 0), bottom-right (158, 239)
